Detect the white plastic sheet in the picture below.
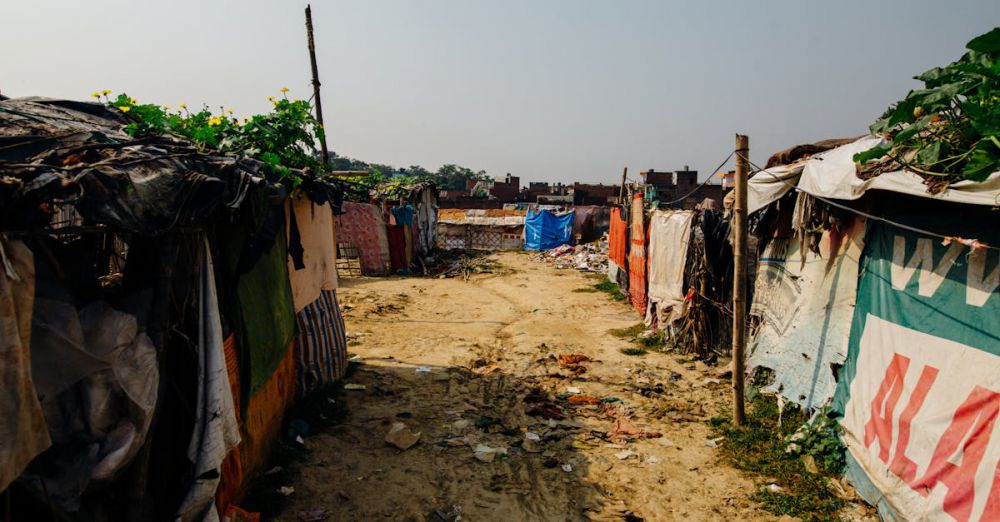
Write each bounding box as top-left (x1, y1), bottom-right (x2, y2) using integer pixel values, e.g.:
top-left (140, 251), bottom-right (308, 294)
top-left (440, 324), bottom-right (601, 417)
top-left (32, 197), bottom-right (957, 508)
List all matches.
top-left (645, 210), bottom-right (694, 327)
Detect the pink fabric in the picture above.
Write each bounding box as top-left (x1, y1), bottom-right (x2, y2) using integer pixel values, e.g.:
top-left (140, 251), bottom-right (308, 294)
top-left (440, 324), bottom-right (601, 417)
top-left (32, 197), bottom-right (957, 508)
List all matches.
top-left (336, 202), bottom-right (390, 275)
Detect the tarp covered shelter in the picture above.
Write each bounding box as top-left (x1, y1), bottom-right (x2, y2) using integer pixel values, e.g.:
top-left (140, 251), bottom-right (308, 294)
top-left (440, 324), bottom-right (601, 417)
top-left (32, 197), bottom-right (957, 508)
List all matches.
top-left (0, 97), bottom-right (349, 520)
top-left (524, 209), bottom-right (574, 251)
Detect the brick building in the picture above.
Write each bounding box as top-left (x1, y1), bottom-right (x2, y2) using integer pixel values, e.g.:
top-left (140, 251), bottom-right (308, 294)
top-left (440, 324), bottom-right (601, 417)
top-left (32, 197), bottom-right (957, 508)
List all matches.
top-left (641, 166), bottom-right (726, 209)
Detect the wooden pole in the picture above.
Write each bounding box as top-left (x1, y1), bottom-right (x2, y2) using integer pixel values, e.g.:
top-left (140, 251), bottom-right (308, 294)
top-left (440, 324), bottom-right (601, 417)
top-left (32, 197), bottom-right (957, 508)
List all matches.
top-left (618, 167), bottom-right (628, 205)
top-left (305, 5), bottom-right (330, 166)
top-left (732, 133), bottom-right (749, 426)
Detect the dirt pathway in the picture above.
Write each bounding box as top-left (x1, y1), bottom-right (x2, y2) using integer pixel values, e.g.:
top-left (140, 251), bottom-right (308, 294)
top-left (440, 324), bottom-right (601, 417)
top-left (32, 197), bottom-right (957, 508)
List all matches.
top-left (276, 252), bottom-right (770, 521)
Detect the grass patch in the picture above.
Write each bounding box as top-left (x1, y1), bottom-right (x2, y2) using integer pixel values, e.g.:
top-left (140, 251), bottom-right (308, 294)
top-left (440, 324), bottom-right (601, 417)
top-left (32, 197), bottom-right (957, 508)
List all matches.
top-left (620, 347), bottom-right (648, 356)
top-left (576, 277), bottom-right (626, 301)
top-left (710, 394), bottom-right (847, 521)
top-left (608, 323), bottom-right (646, 338)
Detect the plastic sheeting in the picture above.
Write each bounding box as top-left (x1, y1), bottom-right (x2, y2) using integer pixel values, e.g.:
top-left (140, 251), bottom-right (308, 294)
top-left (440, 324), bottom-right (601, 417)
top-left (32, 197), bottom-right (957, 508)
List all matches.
top-left (627, 194), bottom-right (647, 314)
top-left (747, 213), bottom-right (865, 410)
top-left (645, 210), bottom-right (694, 328)
top-left (748, 135), bottom-right (1000, 213)
top-left (26, 299), bottom-right (158, 511)
top-left (413, 188), bottom-right (438, 256)
top-left (294, 289), bottom-right (348, 396)
top-left (175, 237), bottom-right (241, 522)
top-left (524, 209), bottom-right (575, 251)
top-left (0, 237), bottom-right (50, 493)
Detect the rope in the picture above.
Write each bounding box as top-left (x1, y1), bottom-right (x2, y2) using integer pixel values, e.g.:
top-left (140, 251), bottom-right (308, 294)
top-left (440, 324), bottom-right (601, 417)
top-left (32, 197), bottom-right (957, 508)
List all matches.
top-left (745, 157), bottom-right (999, 251)
top-left (658, 150), bottom-right (735, 206)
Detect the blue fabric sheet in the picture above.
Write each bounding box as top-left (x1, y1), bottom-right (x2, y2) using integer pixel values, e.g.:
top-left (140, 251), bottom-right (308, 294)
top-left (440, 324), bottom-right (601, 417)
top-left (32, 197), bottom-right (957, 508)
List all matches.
top-left (524, 210), bottom-right (575, 251)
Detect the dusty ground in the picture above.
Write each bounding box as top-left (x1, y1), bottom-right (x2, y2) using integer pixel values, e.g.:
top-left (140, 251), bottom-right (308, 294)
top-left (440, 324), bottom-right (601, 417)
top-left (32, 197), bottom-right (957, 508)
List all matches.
top-left (277, 252), bottom-right (772, 521)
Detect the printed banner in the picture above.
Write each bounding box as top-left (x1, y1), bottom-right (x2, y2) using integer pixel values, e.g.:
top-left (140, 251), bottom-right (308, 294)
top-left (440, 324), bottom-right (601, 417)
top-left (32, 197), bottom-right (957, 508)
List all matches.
top-left (833, 219), bottom-right (1000, 522)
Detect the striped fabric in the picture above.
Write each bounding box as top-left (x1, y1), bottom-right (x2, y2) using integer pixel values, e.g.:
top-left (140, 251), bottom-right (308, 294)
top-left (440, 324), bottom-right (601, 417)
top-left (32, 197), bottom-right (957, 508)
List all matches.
top-left (294, 289), bottom-right (348, 396)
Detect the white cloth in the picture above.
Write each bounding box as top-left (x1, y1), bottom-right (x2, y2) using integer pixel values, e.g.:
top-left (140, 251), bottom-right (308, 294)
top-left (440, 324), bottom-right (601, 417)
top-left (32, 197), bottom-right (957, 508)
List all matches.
top-left (175, 237), bottom-right (241, 522)
top-left (286, 191), bottom-right (338, 312)
top-left (645, 210), bottom-right (694, 327)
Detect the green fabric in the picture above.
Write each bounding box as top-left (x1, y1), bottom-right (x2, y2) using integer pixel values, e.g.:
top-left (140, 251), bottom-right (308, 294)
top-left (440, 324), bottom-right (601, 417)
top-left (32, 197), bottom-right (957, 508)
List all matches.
top-left (217, 197), bottom-right (297, 396)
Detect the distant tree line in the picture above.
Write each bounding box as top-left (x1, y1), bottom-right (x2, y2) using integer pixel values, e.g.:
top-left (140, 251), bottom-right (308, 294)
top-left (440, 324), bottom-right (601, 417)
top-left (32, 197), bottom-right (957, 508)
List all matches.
top-left (330, 154), bottom-right (490, 192)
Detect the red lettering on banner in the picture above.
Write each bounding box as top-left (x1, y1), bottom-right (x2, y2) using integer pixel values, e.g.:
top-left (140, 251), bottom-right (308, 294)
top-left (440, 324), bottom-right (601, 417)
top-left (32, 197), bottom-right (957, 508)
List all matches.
top-left (912, 386), bottom-right (1000, 522)
top-left (864, 353), bottom-right (911, 463)
top-left (890, 365), bottom-right (939, 487)
top-left (980, 460), bottom-right (1000, 521)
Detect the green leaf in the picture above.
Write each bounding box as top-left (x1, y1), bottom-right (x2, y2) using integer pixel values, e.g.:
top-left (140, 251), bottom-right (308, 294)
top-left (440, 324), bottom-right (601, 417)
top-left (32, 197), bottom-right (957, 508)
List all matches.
top-left (915, 141), bottom-right (945, 165)
top-left (962, 139), bottom-right (1000, 181)
top-left (966, 27), bottom-right (1000, 55)
top-left (853, 145), bottom-right (891, 164)
top-left (892, 115), bottom-right (933, 143)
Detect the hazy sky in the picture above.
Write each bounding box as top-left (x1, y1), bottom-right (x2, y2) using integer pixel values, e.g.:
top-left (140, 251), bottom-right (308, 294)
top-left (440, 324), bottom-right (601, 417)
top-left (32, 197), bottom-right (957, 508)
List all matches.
top-left (3, 1), bottom-right (998, 184)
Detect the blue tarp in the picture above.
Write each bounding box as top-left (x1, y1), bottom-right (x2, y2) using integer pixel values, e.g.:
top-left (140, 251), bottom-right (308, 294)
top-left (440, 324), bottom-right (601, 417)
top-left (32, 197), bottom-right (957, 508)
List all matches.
top-left (524, 209), bottom-right (575, 251)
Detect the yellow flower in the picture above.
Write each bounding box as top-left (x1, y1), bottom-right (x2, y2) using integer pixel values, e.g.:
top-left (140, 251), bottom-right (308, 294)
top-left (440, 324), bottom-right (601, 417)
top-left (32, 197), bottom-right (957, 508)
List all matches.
top-left (280, 87), bottom-right (289, 93)
top-left (118, 106), bottom-right (131, 112)
top-left (226, 109), bottom-right (233, 115)
top-left (101, 89), bottom-right (111, 95)
top-left (91, 91), bottom-right (100, 99)
top-left (208, 117), bottom-right (222, 126)
top-left (179, 103), bottom-right (187, 109)
top-left (163, 105), bottom-right (171, 111)
top-left (130, 98), bottom-right (138, 105)
top-left (267, 96), bottom-right (276, 102)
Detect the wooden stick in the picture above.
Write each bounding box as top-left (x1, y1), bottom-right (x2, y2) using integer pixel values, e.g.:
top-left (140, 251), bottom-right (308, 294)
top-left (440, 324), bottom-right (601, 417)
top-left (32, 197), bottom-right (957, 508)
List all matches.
top-left (618, 166), bottom-right (628, 205)
top-left (732, 133), bottom-right (749, 426)
top-left (305, 5), bottom-right (330, 166)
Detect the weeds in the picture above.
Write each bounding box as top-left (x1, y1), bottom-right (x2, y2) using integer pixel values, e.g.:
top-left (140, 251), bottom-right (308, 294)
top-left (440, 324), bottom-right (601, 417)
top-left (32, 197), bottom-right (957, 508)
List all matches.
top-left (620, 347), bottom-right (647, 356)
top-left (710, 394), bottom-right (847, 521)
top-left (608, 323), bottom-right (646, 338)
top-left (575, 277), bottom-right (626, 301)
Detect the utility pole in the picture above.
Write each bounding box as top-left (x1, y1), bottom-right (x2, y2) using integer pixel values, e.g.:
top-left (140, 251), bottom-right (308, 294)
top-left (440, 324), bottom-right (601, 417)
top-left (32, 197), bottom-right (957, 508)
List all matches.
top-left (618, 167), bottom-right (628, 205)
top-left (305, 5), bottom-right (330, 166)
top-left (732, 133), bottom-right (749, 426)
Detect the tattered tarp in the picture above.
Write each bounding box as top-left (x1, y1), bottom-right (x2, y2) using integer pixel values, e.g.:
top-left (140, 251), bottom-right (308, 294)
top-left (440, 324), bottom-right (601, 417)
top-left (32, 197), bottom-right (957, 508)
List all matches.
top-left (748, 210), bottom-right (866, 410)
top-left (627, 194), bottom-right (647, 314)
top-left (832, 212), bottom-right (1000, 522)
top-left (645, 210), bottom-right (694, 328)
top-left (175, 238), bottom-right (240, 522)
top-left (294, 289), bottom-right (348, 396)
top-left (608, 207), bottom-right (628, 288)
top-left (573, 206), bottom-right (610, 244)
top-left (0, 98), bottom-right (258, 234)
top-left (217, 196), bottom-right (297, 396)
top-left (748, 136), bottom-right (1000, 213)
top-left (524, 209), bottom-right (574, 251)
top-left (413, 186), bottom-right (438, 255)
top-left (0, 237), bottom-right (50, 493)
top-left (336, 202), bottom-right (390, 275)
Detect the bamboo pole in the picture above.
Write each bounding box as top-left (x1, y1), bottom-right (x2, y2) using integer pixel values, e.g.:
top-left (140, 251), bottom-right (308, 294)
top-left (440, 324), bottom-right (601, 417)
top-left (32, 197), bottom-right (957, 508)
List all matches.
top-left (618, 167), bottom-right (628, 205)
top-left (305, 5), bottom-right (330, 166)
top-left (732, 133), bottom-right (749, 426)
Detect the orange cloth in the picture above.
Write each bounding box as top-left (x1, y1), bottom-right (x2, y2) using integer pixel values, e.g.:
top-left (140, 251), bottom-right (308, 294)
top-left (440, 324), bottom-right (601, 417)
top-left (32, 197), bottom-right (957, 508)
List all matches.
top-left (216, 336), bottom-right (297, 514)
top-left (608, 207), bottom-right (628, 267)
top-left (628, 194), bottom-right (648, 314)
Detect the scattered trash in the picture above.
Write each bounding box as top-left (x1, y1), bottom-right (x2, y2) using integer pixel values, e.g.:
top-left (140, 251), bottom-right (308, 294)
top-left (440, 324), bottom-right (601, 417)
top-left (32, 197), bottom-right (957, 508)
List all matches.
top-left (471, 363), bottom-right (501, 376)
top-left (615, 449), bottom-right (634, 460)
top-left (568, 394), bottom-right (601, 405)
top-left (224, 506), bottom-right (261, 522)
top-left (522, 432), bottom-right (543, 453)
top-left (571, 440), bottom-right (597, 450)
top-left (475, 416), bottom-right (496, 429)
top-left (801, 454), bottom-right (819, 474)
top-left (453, 419), bottom-right (472, 430)
top-left (531, 240), bottom-right (608, 272)
top-left (385, 422), bottom-right (421, 451)
top-left (276, 486), bottom-right (295, 496)
top-left (704, 436), bottom-right (724, 449)
top-left (396, 411), bottom-right (413, 419)
top-left (295, 435), bottom-right (305, 446)
top-left (343, 383), bottom-right (367, 391)
top-left (557, 353), bottom-right (592, 375)
top-left (264, 466), bottom-right (283, 476)
top-left (348, 355), bottom-right (364, 363)
top-left (416, 366), bottom-right (432, 373)
top-left (764, 484), bottom-right (784, 494)
top-left (527, 404), bottom-right (565, 420)
top-left (296, 509), bottom-right (328, 522)
top-left (644, 455), bottom-right (660, 464)
top-left (561, 463), bottom-right (573, 473)
top-left (600, 397), bottom-right (622, 404)
top-left (473, 444), bottom-right (508, 462)
top-left (566, 386), bottom-right (582, 394)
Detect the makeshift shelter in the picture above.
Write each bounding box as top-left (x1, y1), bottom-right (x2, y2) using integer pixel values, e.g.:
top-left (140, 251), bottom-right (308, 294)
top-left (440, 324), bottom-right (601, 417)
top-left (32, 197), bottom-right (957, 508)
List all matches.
top-left (0, 97), bottom-right (349, 520)
top-left (644, 210), bottom-right (694, 328)
top-left (437, 209), bottom-right (526, 250)
top-left (627, 194), bottom-right (648, 314)
top-left (745, 135), bottom-right (1000, 521)
top-left (572, 205), bottom-right (610, 244)
top-left (524, 209), bottom-right (574, 251)
top-left (336, 201), bottom-right (390, 276)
